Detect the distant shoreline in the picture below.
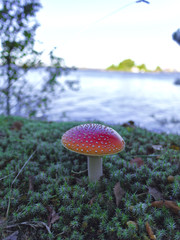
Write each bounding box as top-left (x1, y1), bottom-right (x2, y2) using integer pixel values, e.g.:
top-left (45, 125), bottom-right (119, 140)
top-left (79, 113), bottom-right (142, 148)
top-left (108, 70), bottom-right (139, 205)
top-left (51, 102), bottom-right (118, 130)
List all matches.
top-left (77, 67), bottom-right (180, 74)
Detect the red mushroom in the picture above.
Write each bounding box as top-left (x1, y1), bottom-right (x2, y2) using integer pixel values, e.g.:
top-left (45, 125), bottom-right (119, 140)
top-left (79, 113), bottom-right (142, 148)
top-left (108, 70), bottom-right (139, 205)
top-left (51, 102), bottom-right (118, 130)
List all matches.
top-left (61, 123), bottom-right (125, 182)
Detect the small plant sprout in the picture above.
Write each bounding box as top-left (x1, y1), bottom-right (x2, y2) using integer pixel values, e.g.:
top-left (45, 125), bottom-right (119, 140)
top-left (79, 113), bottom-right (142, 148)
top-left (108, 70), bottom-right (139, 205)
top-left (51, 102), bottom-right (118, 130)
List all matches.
top-left (61, 124), bottom-right (125, 182)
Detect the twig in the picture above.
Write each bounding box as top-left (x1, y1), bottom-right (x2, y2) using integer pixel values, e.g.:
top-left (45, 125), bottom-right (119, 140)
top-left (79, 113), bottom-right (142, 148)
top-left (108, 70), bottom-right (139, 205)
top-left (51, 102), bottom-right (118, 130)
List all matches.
top-left (12, 150), bottom-right (36, 185)
top-left (6, 221), bottom-right (51, 234)
top-left (6, 150), bottom-right (36, 219)
top-left (133, 155), bottom-right (159, 157)
top-left (71, 169), bottom-right (87, 175)
top-left (2, 230), bottom-right (19, 240)
top-left (137, 192), bottom-right (148, 197)
top-left (55, 231), bottom-right (65, 238)
top-left (0, 172), bottom-right (16, 181)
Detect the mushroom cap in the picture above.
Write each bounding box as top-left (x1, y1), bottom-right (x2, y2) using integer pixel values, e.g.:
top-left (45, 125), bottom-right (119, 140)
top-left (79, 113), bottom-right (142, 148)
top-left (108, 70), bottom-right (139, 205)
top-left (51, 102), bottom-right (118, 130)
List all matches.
top-left (61, 123), bottom-right (125, 156)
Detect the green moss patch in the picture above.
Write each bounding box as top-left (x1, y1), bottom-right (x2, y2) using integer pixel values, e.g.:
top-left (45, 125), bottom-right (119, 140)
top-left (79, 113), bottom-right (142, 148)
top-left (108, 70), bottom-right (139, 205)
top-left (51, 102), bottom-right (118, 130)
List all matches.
top-left (0, 116), bottom-right (179, 240)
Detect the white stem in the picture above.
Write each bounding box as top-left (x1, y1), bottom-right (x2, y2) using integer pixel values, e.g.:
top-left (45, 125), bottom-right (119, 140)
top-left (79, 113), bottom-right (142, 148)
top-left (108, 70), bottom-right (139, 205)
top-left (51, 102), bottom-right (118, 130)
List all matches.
top-left (88, 156), bottom-right (103, 182)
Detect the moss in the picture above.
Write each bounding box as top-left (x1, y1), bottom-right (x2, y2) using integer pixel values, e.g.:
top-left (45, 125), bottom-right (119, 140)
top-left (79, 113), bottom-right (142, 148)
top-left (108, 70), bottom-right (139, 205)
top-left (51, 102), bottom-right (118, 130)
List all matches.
top-left (0, 115), bottom-right (180, 240)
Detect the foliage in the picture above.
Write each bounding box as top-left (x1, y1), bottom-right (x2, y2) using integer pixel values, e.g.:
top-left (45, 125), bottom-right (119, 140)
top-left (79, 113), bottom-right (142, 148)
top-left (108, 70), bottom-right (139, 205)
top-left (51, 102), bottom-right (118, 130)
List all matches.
top-left (154, 66), bottom-right (162, 72)
top-left (137, 63), bottom-right (148, 72)
top-left (117, 59), bottom-right (135, 71)
top-left (107, 59), bottom-right (135, 72)
top-left (107, 59), bottom-right (162, 72)
top-left (0, 116), bottom-right (180, 239)
top-left (0, 0), bottom-right (68, 117)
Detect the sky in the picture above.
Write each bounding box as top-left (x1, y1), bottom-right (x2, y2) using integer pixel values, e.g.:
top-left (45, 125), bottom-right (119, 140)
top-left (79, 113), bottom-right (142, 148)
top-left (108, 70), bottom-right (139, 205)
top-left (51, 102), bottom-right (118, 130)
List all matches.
top-left (35, 0), bottom-right (180, 71)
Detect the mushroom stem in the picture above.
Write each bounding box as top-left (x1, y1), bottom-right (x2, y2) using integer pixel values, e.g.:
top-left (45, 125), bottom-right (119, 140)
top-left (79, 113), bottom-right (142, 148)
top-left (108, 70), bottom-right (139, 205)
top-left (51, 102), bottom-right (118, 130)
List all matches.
top-left (88, 156), bottom-right (103, 182)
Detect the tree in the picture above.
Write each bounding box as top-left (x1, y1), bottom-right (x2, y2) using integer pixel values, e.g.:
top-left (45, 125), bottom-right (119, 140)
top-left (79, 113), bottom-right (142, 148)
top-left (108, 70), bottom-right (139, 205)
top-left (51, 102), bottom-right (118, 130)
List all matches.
top-left (118, 59), bottom-right (135, 71)
top-left (0, 0), bottom-right (66, 117)
top-left (106, 64), bottom-right (117, 71)
top-left (172, 28), bottom-right (180, 45)
top-left (154, 66), bottom-right (162, 72)
top-left (137, 63), bottom-right (148, 72)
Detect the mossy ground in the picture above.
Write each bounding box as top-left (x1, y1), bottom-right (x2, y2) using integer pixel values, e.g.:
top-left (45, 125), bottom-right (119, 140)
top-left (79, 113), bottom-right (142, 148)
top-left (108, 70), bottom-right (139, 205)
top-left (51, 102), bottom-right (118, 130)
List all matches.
top-left (0, 115), bottom-right (179, 240)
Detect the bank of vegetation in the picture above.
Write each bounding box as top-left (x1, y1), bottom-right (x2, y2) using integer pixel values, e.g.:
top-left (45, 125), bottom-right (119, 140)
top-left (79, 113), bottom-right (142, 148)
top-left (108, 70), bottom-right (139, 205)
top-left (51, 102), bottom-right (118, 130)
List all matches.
top-left (107, 59), bottom-right (162, 73)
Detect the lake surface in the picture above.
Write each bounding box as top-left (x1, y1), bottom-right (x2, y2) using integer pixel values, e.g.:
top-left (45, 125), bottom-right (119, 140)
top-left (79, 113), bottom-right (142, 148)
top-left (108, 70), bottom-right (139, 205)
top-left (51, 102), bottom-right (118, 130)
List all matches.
top-left (2, 68), bottom-right (179, 134)
top-left (46, 69), bottom-right (180, 134)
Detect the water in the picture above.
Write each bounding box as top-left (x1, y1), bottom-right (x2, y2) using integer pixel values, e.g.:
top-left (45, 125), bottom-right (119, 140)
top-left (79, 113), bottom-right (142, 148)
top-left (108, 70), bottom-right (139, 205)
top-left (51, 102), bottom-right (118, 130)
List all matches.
top-left (46, 69), bottom-right (180, 135)
top-left (2, 68), bottom-right (180, 134)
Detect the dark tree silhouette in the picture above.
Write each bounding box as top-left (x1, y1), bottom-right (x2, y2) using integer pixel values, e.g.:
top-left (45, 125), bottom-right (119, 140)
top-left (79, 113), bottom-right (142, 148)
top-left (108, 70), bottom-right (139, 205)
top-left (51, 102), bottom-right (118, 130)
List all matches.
top-left (172, 28), bottom-right (180, 45)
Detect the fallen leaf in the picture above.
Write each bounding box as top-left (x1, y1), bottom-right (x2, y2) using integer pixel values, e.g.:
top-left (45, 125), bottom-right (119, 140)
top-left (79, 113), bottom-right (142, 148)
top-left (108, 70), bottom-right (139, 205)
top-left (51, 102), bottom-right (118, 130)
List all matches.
top-left (113, 182), bottom-right (125, 207)
top-left (122, 120), bottom-right (135, 129)
top-left (47, 206), bottom-right (60, 229)
top-left (126, 221), bottom-right (138, 230)
top-left (130, 157), bottom-right (144, 168)
top-left (145, 222), bottom-right (156, 240)
top-left (122, 120), bottom-right (135, 126)
top-left (128, 120), bottom-right (135, 125)
top-left (151, 200), bottom-right (180, 215)
top-left (142, 234), bottom-right (151, 240)
top-left (148, 187), bottom-right (163, 201)
top-left (10, 121), bottom-right (23, 131)
top-left (122, 123), bottom-right (129, 127)
top-left (2, 231), bottom-right (19, 240)
top-left (170, 144), bottom-right (180, 151)
top-left (167, 175), bottom-right (175, 183)
top-left (89, 196), bottom-right (96, 205)
top-left (152, 145), bottom-right (163, 151)
top-left (146, 146), bottom-right (155, 154)
top-left (82, 221), bottom-right (88, 229)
